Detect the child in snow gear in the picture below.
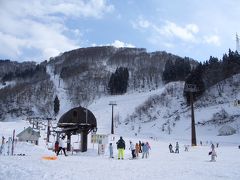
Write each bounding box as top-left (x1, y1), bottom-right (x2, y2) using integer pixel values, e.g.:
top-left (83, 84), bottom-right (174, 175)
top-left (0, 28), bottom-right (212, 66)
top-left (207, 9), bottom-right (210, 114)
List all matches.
top-left (175, 142), bottom-right (179, 153)
top-left (56, 136), bottom-right (67, 156)
top-left (169, 143), bottom-right (174, 153)
top-left (210, 149), bottom-right (217, 162)
top-left (135, 143), bottom-right (140, 157)
top-left (54, 140), bottom-right (59, 153)
top-left (129, 141), bottom-right (136, 159)
top-left (210, 144), bottom-right (217, 162)
top-left (109, 143), bottom-right (114, 158)
top-left (116, 136), bottom-right (125, 159)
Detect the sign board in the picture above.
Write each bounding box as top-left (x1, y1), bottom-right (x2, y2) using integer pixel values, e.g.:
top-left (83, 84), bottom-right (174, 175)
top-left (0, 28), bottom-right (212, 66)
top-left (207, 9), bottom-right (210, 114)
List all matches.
top-left (98, 144), bottom-right (105, 155)
top-left (91, 134), bottom-right (108, 144)
top-left (184, 84), bottom-right (198, 92)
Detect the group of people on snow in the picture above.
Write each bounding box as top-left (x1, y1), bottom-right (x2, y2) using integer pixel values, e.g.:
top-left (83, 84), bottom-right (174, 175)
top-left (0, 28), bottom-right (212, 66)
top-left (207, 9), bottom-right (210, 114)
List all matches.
top-left (168, 142), bottom-right (179, 153)
top-left (109, 136), bottom-right (151, 159)
top-left (54, 135), bottom-right (67, 156)
top-left (168, 141), bottom-right (218, 162)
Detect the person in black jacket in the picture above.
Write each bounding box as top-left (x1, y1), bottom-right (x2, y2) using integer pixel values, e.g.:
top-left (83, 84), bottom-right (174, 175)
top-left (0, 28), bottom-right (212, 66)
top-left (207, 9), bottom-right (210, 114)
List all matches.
top-left (116, 136), bottom-right (125, 159)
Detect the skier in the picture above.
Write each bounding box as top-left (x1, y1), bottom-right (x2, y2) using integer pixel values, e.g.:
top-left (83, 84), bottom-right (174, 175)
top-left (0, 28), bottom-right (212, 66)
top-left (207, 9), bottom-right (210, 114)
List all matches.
top-left (139, 141), bottom-right (142, 153)
top-left (135, 143), bottom-right (140, 157)
top-left (211, 143), bottom-right (215, 151)
top-left (129, 141), bottom-right (136, 159)
top-left (169, 143), bottom-right (174, 153)
top-left (56, 136), bottom-right (67, 156)
top-left (116, 136), bottom-right (125, 159)
top-left (109, 143), bottom-right (114, 158)
top-left (0, 136), bottom-right (5, 155)
top-left (142, 142), bottom-right (150, 158)
top-left (146, 142), bottom-right (151, 157)
top-left (175, 142), bottom-right (179, 153)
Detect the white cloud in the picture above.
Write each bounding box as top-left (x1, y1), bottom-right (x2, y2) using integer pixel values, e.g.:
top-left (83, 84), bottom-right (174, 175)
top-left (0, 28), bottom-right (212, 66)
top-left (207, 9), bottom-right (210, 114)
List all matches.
top-left (91, 40), bottom-right (135, 48)
top-left (0, 0), bottom-right (114, 61)
top-left (133, 18), bottom-right (198, 42)
top-left (203, 35), bottom-right (221, 46)
top-left (111, 40), bottom-right (135, 48)
top-left (158, 21), bottom-right (199, 42)
top-left (186, 24), bottom-right (199, 34)
top-left (133, 17), bottom-right (222, 48)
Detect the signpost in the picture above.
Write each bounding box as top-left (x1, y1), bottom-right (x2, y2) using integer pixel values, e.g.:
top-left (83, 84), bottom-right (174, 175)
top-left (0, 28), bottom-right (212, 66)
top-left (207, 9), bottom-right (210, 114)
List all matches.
top-left (91, 134), bottom-right (108, 155)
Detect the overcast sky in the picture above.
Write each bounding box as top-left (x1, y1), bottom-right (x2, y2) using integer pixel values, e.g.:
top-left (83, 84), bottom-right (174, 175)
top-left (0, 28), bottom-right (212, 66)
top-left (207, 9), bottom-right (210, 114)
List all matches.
top-left (0, 0), bottom-right (240, 62)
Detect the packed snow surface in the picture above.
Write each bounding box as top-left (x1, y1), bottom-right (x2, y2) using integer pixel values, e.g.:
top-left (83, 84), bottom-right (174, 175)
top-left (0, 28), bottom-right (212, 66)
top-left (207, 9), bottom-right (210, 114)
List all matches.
top-left (0, 137), bottom-right (240, 180)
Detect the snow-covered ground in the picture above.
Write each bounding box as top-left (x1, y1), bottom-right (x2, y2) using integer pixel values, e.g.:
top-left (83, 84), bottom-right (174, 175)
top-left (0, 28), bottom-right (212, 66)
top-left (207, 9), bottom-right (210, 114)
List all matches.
top-left (1, 79), bottom-right (240, 180)
top-left (0, 137), bottom-right (240, 180)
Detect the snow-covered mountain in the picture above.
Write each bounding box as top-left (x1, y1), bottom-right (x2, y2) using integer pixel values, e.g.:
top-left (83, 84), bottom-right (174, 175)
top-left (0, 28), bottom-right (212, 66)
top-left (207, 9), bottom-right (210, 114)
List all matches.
top-left (0, 46), bottom-right (196, 121)
top-left (0, 46), bottom-right (239, 140)
top-left (0, 54), bottom-right (240, 180)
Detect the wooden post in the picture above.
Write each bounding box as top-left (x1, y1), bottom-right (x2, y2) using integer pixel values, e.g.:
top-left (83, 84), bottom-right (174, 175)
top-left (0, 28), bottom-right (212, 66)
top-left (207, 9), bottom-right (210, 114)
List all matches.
top-left (11, 129), bottom-right (15, 155)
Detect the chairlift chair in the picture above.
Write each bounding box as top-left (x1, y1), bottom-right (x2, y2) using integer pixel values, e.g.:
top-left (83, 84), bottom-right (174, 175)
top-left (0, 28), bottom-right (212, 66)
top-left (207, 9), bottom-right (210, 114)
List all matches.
top-left (72, 134), bottom-right (81, 152)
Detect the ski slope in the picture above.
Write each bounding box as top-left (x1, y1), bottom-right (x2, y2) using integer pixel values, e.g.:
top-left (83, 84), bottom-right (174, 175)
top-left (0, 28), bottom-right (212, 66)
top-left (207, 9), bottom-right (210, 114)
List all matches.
top-left (0, 80), bottom-right (240, 180)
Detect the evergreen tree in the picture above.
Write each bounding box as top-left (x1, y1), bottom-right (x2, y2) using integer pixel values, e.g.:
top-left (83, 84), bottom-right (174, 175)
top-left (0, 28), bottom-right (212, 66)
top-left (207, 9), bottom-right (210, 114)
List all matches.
top-left (108, 67), bottom-right (129, 95)
top-left (184, 63), bottom-right (205, 104)
top-left (54, 95), bottom-right (60, 116)
top-left (162, 60), bottom-right (176, 83)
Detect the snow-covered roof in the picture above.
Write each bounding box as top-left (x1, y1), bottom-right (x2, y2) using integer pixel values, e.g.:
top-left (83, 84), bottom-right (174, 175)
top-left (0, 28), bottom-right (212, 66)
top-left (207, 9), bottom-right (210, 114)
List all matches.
top-left (16, 126), bottom-right (41, 140)
top-left (218, 125), bottom-right (236, 136)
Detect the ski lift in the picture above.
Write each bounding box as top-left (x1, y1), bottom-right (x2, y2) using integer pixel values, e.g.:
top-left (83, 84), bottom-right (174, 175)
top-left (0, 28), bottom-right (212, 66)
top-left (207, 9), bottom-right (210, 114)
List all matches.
top-left (72, 134), bottom-right (81, 152)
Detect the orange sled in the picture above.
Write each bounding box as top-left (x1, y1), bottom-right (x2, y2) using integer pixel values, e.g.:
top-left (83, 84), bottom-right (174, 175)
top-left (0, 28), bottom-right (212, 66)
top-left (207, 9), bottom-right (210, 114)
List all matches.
top-left (42, 156), bottom-right (57, 160)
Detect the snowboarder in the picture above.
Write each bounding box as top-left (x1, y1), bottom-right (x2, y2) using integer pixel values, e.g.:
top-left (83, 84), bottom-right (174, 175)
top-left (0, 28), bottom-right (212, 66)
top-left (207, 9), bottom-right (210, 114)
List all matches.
top-left (109, 143), bottom-right (114, 158)
top-left (129, 141), bottom-right (136, 159)
top-left (175, 142), bottom-right (179, 153)
top-left (184, 145), bottom-right (189, 152)
top-left (135, 143), bottom-right (140, 157)
top-left (56, 136), bottom-right (67, 156)
top-left (169, 143), bottom-right (174, 153)
top-left (116, 136), bottom-right (125, 159)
